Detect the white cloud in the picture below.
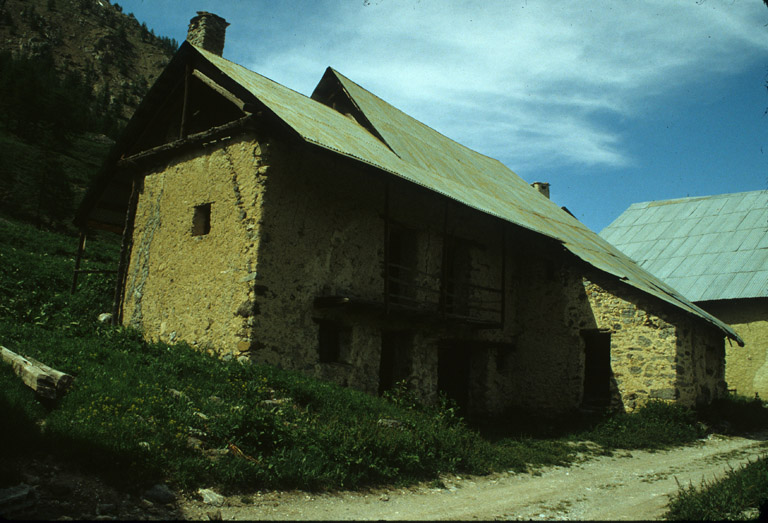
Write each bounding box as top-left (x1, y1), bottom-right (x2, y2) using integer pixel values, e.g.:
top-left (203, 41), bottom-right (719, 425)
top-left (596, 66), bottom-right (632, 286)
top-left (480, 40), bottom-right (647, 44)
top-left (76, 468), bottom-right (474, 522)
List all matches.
top-left (239, 0), bottom-right (768, 170)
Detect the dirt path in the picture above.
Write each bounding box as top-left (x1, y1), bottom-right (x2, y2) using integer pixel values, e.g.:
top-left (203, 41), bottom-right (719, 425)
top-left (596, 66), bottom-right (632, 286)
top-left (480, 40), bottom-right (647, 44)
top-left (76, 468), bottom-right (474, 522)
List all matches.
top-left (179, 433), bottom-right (768, 521)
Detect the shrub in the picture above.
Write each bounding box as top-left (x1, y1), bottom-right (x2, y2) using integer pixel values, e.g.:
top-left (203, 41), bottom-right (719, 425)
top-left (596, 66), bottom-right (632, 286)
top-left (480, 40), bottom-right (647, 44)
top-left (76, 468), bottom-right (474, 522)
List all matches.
top-left (575, 401), bottom-right (704, 450)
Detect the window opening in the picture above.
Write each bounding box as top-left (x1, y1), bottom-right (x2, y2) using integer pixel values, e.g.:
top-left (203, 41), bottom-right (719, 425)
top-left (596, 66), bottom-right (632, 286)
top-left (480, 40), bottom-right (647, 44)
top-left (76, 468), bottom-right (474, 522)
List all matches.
top-left (192, 203), bottom-right (211, 236)
top-left (442, 236), bottom-right (472, 315)
top-left (316, 320), bottom-right (349, 363)
top-left (386, 225), bottom-right (419, 305)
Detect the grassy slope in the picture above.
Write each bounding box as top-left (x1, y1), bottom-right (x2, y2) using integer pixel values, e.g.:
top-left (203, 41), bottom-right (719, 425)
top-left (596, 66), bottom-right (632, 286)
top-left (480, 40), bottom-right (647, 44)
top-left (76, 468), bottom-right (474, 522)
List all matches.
top-left (0, 217), bottom-right (583, 493)
top-left (1, 215), bottom-right (767, 505)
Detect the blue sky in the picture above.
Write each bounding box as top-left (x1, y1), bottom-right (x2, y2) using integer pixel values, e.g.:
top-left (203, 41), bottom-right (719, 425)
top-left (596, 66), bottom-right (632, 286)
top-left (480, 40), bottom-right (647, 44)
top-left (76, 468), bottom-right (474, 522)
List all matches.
top-left (114, 0), bottom-right (768, 233)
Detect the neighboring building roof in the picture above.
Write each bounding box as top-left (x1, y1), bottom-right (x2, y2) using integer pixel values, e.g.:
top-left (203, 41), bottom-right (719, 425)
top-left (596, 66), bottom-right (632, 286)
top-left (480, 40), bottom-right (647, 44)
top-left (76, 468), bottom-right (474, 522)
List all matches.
top-left (601, 190), bottom-right (768, 302)
top-left (76, 42), bottom-right (743, 344)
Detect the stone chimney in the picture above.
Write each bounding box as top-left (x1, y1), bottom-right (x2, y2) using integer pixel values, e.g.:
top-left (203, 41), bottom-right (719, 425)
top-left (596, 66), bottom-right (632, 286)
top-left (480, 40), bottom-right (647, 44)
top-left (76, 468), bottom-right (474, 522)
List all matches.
top-left (187, 12), bottom-right (229, 56)
top-left (532, 182), bottom-right (550, 199)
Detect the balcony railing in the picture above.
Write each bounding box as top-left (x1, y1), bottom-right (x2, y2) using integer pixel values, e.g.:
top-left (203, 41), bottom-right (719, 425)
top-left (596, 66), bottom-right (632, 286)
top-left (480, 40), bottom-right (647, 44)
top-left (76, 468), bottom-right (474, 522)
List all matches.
top-left (384, 261), bottom-right (503, 327)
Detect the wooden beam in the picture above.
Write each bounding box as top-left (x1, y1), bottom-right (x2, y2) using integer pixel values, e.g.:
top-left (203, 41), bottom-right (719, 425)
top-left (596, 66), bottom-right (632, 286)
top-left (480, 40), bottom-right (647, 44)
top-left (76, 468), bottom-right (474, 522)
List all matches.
top-left (180, 64), bottom-right (191, 139)
top-left (192, 69), bottom-right (248, 112)
top-left (117, 115), bottom-right (253, 167)
top-left (1, 346), bottom-right (73, 399)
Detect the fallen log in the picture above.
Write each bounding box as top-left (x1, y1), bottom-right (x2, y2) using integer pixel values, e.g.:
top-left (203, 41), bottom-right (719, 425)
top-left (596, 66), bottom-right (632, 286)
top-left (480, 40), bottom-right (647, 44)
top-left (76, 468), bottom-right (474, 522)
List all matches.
top-left (0, 346), bottom-right (74, 399)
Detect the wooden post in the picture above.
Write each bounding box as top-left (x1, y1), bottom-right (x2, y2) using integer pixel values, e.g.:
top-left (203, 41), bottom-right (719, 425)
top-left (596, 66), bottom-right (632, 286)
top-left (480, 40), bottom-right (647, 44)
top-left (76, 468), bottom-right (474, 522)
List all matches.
top-left (383, 179), bottom-right (391, 315)
top-left (70, 231), bottom-right (87, 294)
top-left (500, 220), bottom-right (506, 329)
top-left (112, 175), bottom-right (140, 324)
top-left (440, 198), bottom-right (450, 320)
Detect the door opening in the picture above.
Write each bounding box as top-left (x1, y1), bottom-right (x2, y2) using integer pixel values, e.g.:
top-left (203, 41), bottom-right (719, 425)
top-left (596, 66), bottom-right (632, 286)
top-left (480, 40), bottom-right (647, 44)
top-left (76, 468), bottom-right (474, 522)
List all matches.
top-left (582, 330), bottom-right (612, 407)
top-left (379, 331), bottom-right (413, 395)
top-left (438, 342), bottom-right (471, 411)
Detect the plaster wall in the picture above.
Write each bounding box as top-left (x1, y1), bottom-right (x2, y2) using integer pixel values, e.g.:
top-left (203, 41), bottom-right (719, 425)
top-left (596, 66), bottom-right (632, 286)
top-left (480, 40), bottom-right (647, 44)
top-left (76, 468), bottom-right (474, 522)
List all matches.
top-left (121, 135), bottom-right (267, 355)
top-left (701, 298), bottom-right (768, 398)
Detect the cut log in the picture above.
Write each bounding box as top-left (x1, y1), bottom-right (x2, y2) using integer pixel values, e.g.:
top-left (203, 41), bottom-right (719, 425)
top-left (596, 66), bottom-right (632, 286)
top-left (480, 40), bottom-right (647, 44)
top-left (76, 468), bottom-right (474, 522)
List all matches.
top-left (0, 346), bottom-right (73, 399)
top-left (24, 355), bottom-right (74, 393)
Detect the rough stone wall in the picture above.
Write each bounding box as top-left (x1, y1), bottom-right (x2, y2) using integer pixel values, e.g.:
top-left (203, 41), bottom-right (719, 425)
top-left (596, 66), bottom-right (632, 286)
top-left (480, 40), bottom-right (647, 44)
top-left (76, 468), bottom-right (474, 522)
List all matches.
top-left (122, 135), bottom-right (268, 356)
top-left (489, 232), bottom-right (593, 414)
top-left (701, 298), bottom-right (768, 398)
top-left (120, 130), bottom-right (727, 417)
top-left (243, 141), bottom-right (511, 409)
top-left (583, 272), bottom-right (726, 410)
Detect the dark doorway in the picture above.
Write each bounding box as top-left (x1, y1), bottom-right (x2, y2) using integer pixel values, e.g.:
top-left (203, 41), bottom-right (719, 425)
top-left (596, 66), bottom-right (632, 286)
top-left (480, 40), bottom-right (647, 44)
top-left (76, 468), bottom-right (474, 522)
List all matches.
top-left (582, 330), bottom-right (612, 407)
top-left (438, 342), bottom-right (471, 411)
top-left (379, 331), bottom-right (413, 395)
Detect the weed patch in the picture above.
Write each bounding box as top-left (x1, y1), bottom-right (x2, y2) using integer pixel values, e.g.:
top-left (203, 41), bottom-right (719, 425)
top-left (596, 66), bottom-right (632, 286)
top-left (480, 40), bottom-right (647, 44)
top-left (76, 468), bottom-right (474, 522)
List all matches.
top-left (665, 456), bottom-right (768, 520)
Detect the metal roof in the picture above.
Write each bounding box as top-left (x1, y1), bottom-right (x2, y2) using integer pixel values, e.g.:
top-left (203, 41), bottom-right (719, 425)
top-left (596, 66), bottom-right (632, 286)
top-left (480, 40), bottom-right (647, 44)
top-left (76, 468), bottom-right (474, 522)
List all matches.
top-left (77, 42), bottom-right (743, 344)
top-left (601, 190), bottom-right (768, 302)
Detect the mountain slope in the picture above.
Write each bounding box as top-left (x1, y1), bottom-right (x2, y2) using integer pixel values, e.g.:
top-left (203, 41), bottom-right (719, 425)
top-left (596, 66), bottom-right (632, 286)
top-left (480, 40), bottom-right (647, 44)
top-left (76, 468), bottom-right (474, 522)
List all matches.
top-left (0, 0), bottom-right (176, 230)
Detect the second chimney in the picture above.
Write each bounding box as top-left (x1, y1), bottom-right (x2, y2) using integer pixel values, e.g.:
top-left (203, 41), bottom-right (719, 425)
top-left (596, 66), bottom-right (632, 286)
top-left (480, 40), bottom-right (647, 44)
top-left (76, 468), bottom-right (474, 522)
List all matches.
top-left (532, 182), bottom-right (550, 199)
top-left (187, 11), bottom-right (229, 56)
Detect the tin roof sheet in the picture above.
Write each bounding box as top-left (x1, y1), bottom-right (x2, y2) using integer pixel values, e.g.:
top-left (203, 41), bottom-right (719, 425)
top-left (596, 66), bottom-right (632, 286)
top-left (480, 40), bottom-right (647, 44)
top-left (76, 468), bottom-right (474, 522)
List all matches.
top-left (602, 190), bottom-right (768, 302)
top-left (79, 42), bottom-right (742, 344)
top-left (194, 46), bottom-right (742, 341)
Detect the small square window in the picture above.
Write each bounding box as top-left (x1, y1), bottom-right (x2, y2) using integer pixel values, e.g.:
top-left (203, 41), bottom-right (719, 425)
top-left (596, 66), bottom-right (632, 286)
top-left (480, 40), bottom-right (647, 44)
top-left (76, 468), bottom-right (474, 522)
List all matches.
top-left (192, 203), bottom-right (211, 236)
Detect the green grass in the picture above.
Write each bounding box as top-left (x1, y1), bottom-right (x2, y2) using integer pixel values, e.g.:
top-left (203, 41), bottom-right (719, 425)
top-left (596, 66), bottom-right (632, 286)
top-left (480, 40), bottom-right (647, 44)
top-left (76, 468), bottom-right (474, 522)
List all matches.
top-left (665, 456), bottom-right (768, 520)
top-left (1, 215), bottom-right (767, 500)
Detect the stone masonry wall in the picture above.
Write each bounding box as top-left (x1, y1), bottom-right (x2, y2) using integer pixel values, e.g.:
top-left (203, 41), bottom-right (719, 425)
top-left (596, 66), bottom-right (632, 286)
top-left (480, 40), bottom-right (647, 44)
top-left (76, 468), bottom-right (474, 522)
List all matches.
top-left (122, 134), bottom-right (268, 357)
top-left (583, 272), bottom-right (726, 410)
top-left (701, 298), bottom-right (768, 398)
top-left (121, 131), bottom-right (727, 417)
top-left (243, 140), bottom-right (515, 410)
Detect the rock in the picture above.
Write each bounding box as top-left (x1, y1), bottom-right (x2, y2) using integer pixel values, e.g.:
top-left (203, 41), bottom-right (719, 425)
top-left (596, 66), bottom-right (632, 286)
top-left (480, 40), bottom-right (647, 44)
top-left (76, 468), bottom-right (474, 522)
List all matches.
top-left (187, 426), bottom-right (207, 438)
top-left (187, 436), bottom-right (204, 450)
top-left (167, 388), bottom-right (190, 402)
top-left (377, 418), bottom-right (403, 428)
top-left (0, 484), bottom-right (37, 516)
top-left (204, 448), bottom-right (229, 461)
top-left (143, 484), bottom-right (175, 505)
top-left (97, 503), bottom-right (116, 515)
top-left (48, 477), bottom-right (76, 496)
top-left (198, 488), bottom-right (224, 507)
top-left (261, 398), bottom-right (291, 407)
top-left (97, 312), bottom-right (113, 323)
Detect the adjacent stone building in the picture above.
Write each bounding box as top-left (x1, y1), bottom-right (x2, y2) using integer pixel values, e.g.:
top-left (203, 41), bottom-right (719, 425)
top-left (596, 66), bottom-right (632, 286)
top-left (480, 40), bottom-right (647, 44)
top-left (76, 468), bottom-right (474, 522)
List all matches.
top-left (602, 190), bottom-right (768, 399)
top-left (75, 13), bottom-right (742, 417)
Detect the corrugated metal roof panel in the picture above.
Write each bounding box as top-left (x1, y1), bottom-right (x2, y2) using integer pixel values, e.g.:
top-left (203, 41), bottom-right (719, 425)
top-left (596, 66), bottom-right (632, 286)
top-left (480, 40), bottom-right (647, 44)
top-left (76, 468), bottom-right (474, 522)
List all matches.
top-left (739, 229), bottom-right (763, 252)
top-left (602, 190), bottom-right (768, 302)
top-left (742, 271), bottom-right (768, 299)
top-left (187, 47), bottom-right (741, 342)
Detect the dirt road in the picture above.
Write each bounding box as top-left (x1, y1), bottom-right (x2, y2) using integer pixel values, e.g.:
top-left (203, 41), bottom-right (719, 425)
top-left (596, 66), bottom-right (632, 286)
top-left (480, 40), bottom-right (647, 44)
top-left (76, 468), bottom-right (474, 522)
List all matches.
top-left (179, 433), bottom-right (768, 521)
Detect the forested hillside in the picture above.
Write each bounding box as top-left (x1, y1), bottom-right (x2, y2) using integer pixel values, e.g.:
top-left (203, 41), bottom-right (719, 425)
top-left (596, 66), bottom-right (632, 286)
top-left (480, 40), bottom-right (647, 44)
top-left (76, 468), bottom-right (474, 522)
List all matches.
top-left (0, 0), bottom-right (176, 230)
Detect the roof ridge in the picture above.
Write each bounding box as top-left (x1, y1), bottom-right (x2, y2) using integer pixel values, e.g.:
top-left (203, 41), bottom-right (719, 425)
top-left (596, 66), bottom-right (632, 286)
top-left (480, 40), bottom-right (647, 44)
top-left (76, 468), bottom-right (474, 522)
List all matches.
top-left (327, 67), bottom-right (511, 168)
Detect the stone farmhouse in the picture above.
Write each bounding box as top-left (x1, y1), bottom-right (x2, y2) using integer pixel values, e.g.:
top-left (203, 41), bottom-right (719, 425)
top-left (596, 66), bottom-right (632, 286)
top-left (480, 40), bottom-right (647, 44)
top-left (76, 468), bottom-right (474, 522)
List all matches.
top-left (75, 13), bottom-right (742, 417)
top-left (602, 190), bottom-right (768, 399)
